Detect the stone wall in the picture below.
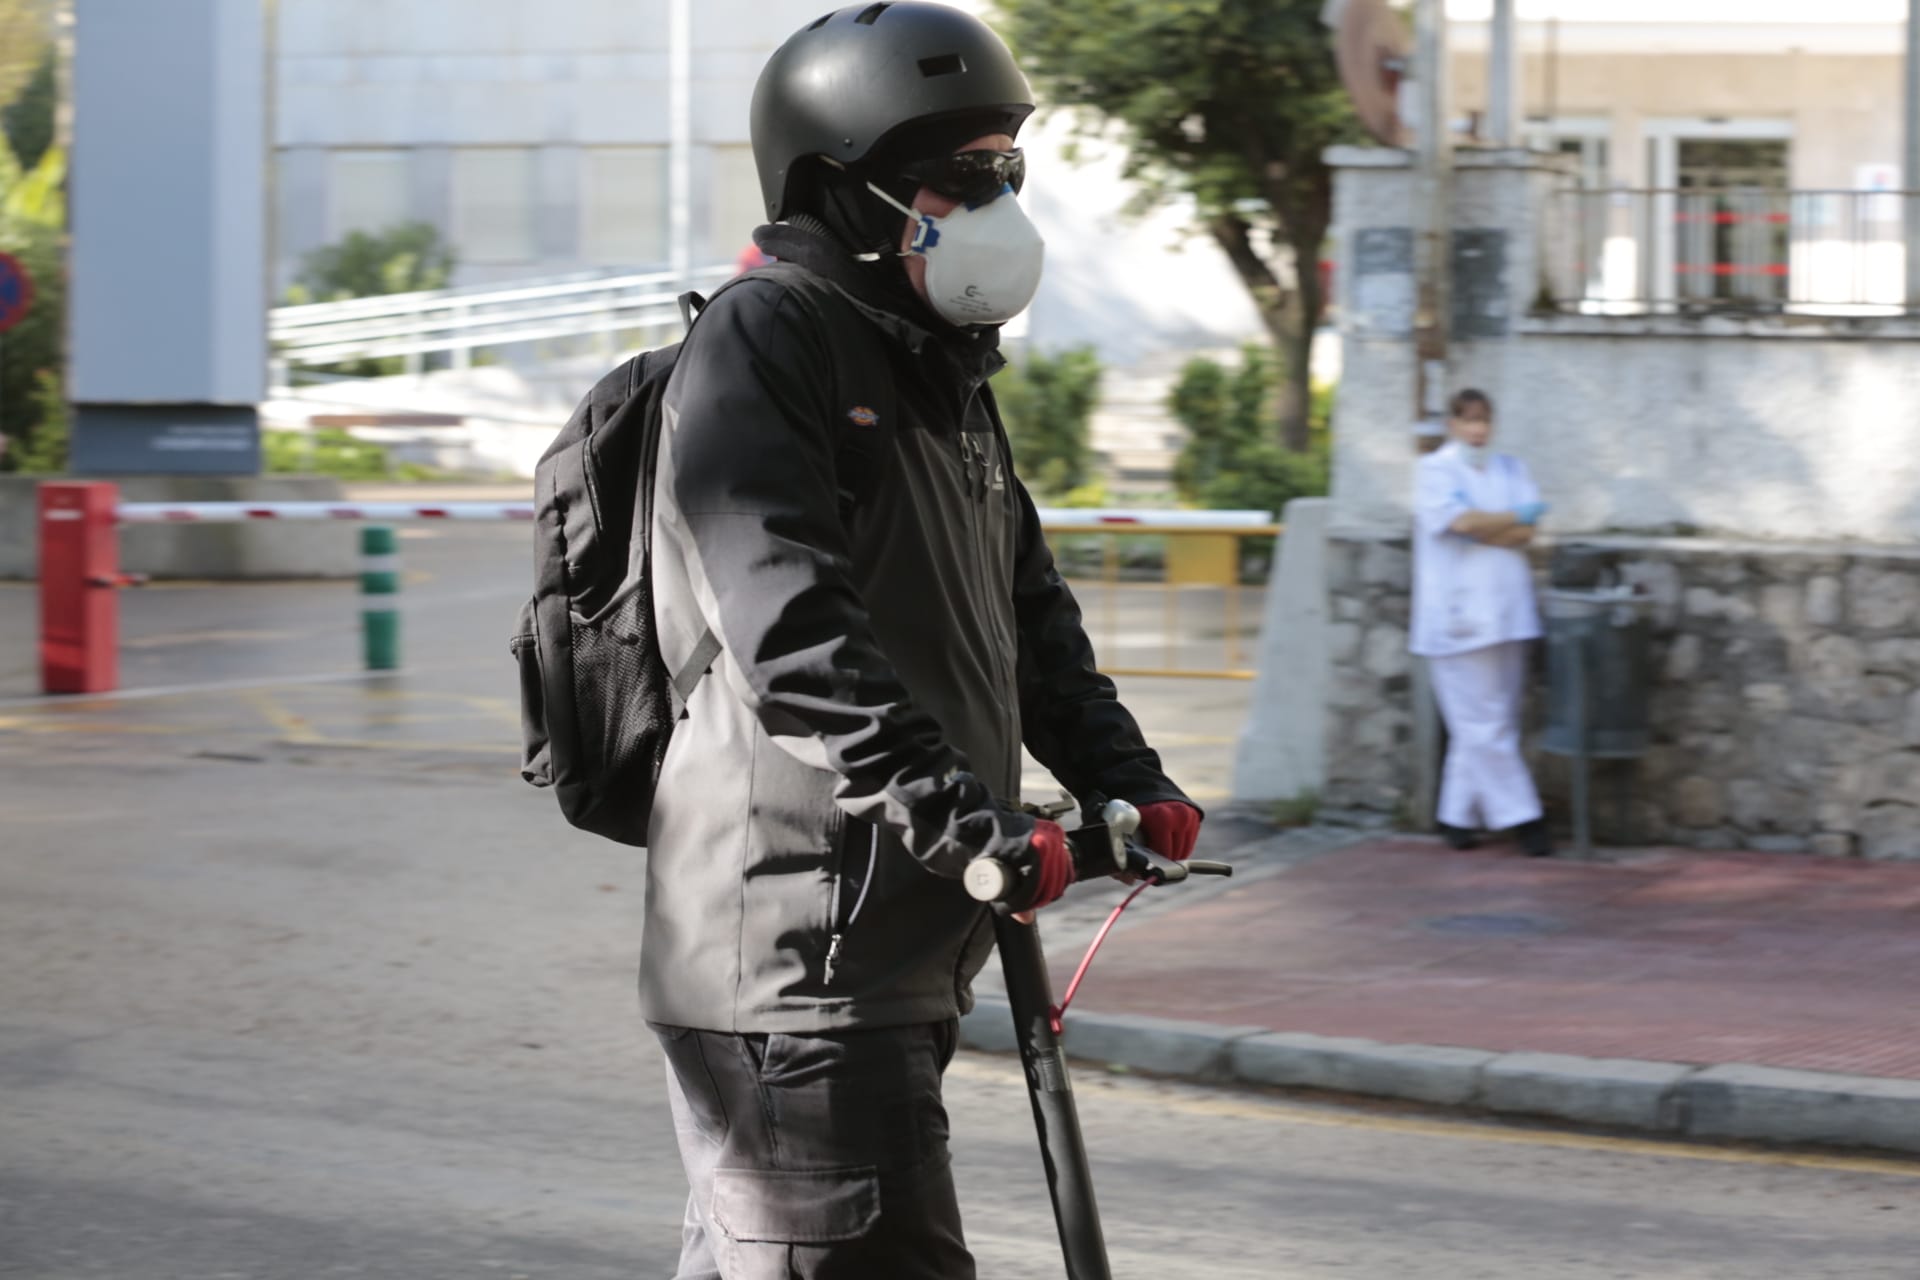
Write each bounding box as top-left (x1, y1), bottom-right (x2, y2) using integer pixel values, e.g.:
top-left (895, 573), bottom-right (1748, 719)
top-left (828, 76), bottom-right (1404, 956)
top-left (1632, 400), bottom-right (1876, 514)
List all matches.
top-left (1321, 531), bottom-right (1920, 860)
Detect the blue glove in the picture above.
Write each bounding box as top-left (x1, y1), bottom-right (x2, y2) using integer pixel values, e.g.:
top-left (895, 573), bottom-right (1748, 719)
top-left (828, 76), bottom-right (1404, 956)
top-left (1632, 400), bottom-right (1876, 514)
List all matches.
top-left (1514, 501), bottom-right (1548, 526)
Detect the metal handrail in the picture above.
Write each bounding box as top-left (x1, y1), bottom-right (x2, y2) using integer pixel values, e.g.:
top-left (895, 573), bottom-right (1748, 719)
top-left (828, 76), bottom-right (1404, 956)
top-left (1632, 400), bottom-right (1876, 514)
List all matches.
top-left (273, 264), bottom-right (732, 325)
top-left (270, 263), bottom-right (736, 366)
top-left (274, 287), bottom-right (693, 354)
top-left (1543, 185), bottom-right (1920, 317)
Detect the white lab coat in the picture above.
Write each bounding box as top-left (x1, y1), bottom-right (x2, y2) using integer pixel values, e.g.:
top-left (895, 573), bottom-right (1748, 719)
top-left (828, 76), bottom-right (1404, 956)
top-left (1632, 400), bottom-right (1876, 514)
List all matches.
top-left (1410, 441), bottom-right (1546, 831)
top-left (1409, 442), bottom-right (1542, 659)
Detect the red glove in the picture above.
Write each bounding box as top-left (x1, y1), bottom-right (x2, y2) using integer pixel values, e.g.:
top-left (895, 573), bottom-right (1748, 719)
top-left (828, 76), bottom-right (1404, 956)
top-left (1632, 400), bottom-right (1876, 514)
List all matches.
top-left (1023, 819), bottom-right (1073, 911)
top-left (1138, 801), bottom-right (1201, 861)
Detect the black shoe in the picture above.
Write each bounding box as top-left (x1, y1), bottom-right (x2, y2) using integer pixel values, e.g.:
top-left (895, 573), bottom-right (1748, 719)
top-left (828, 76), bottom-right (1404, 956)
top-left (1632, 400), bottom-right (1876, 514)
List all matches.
top-left (1437, 822), bottom-right (1480, 850)
top-left (1514, 819), bottom-right (1554, 858)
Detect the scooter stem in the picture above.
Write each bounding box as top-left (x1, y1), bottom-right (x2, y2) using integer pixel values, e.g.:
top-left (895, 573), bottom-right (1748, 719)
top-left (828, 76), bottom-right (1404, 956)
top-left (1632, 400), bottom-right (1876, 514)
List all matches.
top-left (991, 911), bottom-right (1114, 1280)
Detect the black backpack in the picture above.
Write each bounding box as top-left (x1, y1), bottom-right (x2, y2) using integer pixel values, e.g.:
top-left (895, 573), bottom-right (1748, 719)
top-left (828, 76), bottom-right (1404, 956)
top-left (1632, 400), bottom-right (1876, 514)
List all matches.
top-left (512, 274), bottom-right (875, 846)
top-left (510, 287), bottom-right (733, 846)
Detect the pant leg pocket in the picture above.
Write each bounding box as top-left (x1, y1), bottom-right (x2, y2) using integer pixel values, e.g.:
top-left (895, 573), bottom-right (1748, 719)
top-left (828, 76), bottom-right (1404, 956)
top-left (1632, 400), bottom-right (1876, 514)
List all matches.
top-left (712, 1167), bottom-right (880, 1246)
top-left (653, 1024), bottom-right (729, 1146)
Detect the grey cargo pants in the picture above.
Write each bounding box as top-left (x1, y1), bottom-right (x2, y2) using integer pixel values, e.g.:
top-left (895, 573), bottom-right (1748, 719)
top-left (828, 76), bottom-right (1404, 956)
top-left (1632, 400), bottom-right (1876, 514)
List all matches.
top-left (651, 1019), bottom-right (976, 1280)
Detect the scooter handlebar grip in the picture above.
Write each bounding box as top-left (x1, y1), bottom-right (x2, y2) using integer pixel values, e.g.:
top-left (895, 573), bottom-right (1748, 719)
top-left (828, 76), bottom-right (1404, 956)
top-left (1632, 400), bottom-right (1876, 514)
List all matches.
top-left (964, 857), bottom-right (1013, 903)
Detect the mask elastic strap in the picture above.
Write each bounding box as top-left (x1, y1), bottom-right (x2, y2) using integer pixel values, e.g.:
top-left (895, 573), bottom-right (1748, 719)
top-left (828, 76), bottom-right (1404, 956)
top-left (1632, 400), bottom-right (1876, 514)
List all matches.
top-left (866, 182), bottom-right (938, 254)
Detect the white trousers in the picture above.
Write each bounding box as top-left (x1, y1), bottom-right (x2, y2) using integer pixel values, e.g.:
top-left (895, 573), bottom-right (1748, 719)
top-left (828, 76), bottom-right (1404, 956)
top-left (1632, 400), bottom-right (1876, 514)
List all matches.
top-left (1429, 640), bottom-right (1543, 831)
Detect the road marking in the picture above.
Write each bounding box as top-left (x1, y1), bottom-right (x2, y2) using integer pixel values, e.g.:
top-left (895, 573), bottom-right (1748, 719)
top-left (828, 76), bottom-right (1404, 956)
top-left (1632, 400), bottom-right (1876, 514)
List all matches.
top-left (122, 629), bottom-right (296, 651)
top-left (0, 670), bottom-right (402, 710)
top-left (275, 737), bottom-right (517, 756)
top-left (947, 1057), bottom-right (1920, 1179)
top-left (0, 717), bottom-right (195, 736)
top-left (244, 691), bottom-right (322, 745)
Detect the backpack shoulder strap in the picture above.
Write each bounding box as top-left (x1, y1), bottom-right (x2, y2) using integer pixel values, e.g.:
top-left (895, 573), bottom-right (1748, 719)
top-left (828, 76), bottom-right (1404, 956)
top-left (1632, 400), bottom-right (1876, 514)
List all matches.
top-left (659, 263), bottom-right (887, 706)
top-left (677, 290), bottom-right (705, 330)
top-left (669, 627), bottom-right (724, 706)
top-left (654, 279), bottom-right (755, 709)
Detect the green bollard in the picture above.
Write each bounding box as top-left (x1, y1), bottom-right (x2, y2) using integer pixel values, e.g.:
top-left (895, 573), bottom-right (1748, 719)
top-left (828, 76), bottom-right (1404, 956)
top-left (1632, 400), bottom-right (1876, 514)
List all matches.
top-left (361, 525), bottom-right (401, 671)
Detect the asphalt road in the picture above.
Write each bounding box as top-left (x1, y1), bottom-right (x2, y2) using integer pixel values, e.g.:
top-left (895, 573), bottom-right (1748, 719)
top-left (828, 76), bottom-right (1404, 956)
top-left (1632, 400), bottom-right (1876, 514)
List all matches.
top-left (2, 523), bottom-right (1916, 1278)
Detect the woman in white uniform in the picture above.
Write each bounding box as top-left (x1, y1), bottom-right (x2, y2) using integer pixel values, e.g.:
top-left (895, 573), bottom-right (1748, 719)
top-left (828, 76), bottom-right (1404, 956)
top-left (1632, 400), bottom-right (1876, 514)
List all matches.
top-left (1410, 389), bottom-right (1553, 856)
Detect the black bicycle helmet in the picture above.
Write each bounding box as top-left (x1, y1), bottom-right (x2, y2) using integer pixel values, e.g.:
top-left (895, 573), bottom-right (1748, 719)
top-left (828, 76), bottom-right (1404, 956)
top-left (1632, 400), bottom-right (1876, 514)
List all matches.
top-left (751, 2), bottom-right (1036, 224)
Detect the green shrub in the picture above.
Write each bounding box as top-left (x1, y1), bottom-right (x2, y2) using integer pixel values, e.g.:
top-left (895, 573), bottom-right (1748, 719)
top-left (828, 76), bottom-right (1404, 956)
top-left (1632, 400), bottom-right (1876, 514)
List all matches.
top-left (1169, 343), bottom-right (1332, 520)
top-left (11, 367), bottom-right (65, 473)
top-left (997, 345), bottom-right (1102, 498)
top-left (1271, 789), bottom-right (1321, 829)
top-left (287, 222), bottom-right (455, 304)
top-left (261, 428), bottom-right (442, 482)
top-left (283, 223), bottom-right (458, 379)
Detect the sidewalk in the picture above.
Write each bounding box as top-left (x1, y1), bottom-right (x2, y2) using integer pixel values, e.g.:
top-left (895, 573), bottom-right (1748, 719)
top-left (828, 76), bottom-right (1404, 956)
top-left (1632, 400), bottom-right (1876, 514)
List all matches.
top-left (961, 833), bottom-right (1920, 1155)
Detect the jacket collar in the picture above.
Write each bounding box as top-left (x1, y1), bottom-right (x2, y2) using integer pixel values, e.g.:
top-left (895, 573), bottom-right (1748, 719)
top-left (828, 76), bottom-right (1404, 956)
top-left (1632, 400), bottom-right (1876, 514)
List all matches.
top-left (752, 222), bottom-right (1006, 384)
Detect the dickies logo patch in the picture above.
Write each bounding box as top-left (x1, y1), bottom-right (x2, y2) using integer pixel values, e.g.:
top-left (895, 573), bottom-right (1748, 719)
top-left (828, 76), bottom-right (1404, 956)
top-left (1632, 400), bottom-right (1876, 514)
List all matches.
top-left (847, 406), bottom-right (880, 428)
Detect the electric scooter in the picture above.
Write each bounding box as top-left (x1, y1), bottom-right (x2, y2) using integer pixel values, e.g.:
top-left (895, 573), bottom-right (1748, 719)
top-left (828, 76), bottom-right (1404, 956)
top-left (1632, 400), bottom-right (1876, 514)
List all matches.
top-left (964, 799), bottom-right (1233, 1280)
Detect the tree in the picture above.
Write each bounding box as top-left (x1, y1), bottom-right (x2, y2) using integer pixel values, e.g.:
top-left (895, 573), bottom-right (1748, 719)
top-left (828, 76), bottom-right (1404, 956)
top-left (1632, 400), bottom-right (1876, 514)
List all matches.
top-left (996, 345), bottom-right (1102, 497)
top-left (1, 45), bottom-right (53, 171)
top-left (0, 0), bottom-right (53, 115)
top-left (0, 138), bottom-right (64, 472)
top-left (994, 0), bottom-right (1359, 451)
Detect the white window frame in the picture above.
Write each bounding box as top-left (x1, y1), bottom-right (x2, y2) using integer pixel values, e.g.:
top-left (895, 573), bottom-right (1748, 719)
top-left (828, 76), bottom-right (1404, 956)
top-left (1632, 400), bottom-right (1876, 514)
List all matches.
top-left (326, 149), bottom-right (411, 243)
top-left (1643, 118), bottom-right (1794, 306)
top-left (579, 147), bottom-right (670, 268)
top-left (452, 148), bottom-right (538, 267)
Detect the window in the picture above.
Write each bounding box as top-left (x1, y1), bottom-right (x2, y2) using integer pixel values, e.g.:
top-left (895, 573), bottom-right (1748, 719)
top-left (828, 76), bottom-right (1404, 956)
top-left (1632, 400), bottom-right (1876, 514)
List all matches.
top-left (711, 144), bottom-right (767, 261)
top-left (1646, 122), bottom-right (1793, 309)
top-left (581, 148), bottom-right (668, 267)
top-left (327, 150), bottom-right (410, 241)
top-left (452, 148), bottom-right (536, 265)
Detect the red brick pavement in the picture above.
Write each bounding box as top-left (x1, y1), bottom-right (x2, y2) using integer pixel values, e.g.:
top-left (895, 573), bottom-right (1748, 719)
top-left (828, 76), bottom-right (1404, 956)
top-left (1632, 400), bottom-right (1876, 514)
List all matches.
top-left (1059, 839), bottom-right (1920, 1079)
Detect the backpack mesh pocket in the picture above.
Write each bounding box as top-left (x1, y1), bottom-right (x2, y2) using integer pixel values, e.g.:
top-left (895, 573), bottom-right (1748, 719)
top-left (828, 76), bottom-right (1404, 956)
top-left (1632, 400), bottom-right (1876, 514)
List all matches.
top-left (563, 584), bottom-right (675, 843)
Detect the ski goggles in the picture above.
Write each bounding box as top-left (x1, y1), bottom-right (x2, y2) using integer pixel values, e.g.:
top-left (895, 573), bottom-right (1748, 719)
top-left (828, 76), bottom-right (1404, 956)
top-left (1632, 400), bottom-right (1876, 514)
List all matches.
top-left (899, 147), bottom-right (1026, 206)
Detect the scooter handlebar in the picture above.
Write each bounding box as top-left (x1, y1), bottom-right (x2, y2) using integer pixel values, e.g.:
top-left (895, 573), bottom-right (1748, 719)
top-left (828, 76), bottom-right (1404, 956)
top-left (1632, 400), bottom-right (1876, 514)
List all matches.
top-left (963, 801), bottom-right (1232, 906)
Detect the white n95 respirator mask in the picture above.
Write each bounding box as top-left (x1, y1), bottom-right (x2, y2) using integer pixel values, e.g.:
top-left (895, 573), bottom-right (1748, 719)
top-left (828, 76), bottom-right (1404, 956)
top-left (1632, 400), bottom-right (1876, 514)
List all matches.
top-left (868, 182), bottom-right (1046, 328)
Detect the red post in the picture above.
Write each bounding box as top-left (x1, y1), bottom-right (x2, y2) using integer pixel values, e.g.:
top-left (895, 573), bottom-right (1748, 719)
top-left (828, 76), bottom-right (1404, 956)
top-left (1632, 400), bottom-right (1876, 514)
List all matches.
top-left (39, 482), bottom-right (121, 695)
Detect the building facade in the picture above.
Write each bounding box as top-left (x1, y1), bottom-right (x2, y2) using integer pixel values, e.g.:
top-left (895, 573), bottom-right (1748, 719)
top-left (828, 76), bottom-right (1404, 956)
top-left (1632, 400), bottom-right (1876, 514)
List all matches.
top-left (269, 0), bottom-right (1268, 373)
top-left (273, 0), bottom-right (778, 290)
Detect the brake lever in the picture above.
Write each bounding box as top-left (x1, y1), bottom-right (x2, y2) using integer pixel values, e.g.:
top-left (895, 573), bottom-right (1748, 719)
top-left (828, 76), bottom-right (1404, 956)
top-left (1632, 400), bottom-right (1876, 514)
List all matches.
top-left (1121, 843), bottom-right (1235, 886)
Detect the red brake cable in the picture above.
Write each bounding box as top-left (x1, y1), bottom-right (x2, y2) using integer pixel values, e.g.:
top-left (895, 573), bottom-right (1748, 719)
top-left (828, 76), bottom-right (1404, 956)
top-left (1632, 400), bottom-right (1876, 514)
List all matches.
top-left (1048, 881), bottom-right (1151, 1035)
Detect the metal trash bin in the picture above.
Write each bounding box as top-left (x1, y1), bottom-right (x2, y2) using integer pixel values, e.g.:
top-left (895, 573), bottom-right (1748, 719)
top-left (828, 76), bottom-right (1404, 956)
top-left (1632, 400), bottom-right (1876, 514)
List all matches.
top-left (1539, 586), bottom-right (1654, 853)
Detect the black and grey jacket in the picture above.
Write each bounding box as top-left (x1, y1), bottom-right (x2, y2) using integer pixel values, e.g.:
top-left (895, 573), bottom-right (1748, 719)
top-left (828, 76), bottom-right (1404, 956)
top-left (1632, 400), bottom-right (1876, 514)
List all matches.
top-left (641, 225), bottom-right (1190, 1033)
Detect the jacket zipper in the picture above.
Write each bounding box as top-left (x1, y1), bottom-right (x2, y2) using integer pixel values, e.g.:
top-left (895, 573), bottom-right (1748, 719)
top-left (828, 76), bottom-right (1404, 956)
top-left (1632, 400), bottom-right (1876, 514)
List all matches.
top-left (824, 822), bottom-right (878, 986)
top-left (960, 414), bottom-right (1018, 771)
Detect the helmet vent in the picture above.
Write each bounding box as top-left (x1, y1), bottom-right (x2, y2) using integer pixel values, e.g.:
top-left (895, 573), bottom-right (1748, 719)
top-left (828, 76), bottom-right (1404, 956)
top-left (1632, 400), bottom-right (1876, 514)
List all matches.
top-left (854, 3), bottom-right (891, 24)
top-left (806, 11), bottom-right (832, 29)
top-left (918, 53), bottom-right (965, 78)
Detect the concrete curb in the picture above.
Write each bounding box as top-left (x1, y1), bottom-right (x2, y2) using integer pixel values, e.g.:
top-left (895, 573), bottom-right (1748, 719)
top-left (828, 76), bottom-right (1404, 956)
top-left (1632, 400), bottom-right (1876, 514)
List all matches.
top-left (958, 996), bottom-right (1920, 1157)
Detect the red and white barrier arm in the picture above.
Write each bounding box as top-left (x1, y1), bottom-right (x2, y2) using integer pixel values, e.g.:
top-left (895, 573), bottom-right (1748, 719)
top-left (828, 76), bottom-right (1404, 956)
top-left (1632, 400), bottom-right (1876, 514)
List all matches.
top-left (114, 502), bottom-right (536, 524)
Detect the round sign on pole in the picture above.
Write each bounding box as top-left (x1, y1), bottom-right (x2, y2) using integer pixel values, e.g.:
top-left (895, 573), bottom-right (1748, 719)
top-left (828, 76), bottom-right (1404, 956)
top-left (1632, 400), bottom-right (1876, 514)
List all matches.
top-left (1333, 0), bottom-right (1412, 148)
top-left (0, 251), bottom-right (33, 334)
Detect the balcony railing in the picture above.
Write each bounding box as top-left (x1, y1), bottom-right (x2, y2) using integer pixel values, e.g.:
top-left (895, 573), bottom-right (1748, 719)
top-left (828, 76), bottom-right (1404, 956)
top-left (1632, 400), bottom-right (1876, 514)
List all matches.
top-left (1541, 188), bottom-right (1920, 318)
